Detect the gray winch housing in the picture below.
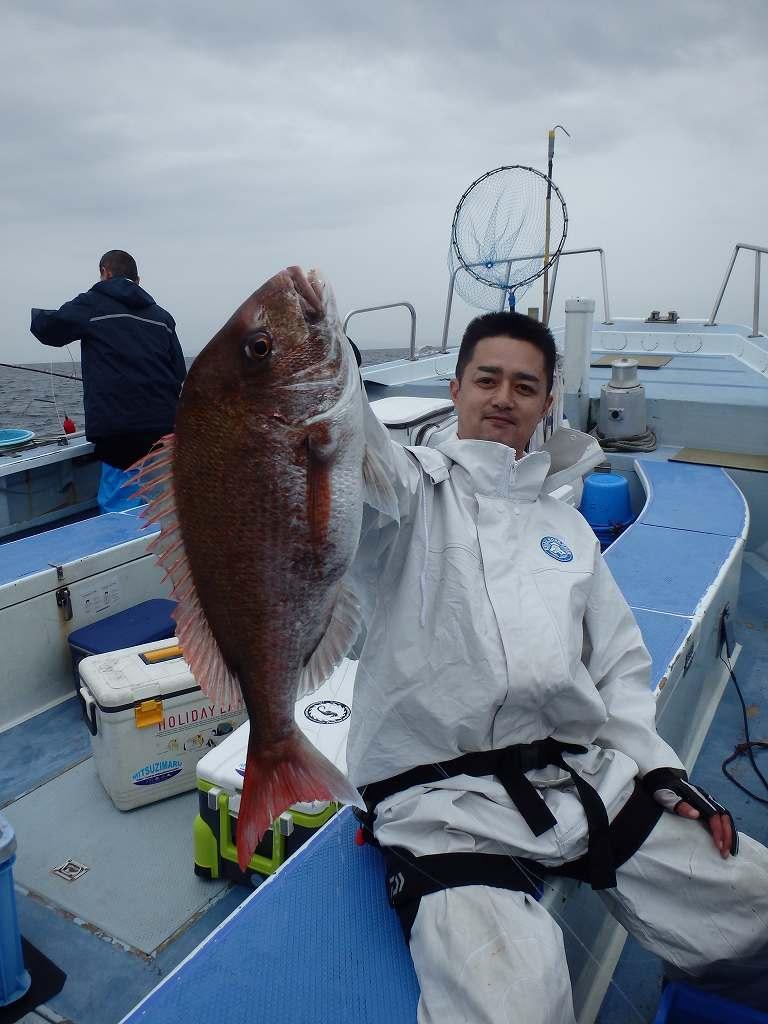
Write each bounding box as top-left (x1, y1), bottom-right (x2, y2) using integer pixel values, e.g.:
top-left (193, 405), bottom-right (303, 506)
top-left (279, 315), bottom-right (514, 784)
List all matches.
top-left (597, 359), bottom-right (648, 440)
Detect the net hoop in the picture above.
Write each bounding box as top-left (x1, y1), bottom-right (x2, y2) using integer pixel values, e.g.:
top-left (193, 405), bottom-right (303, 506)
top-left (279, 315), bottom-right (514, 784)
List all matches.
top-left (450, 164), bottom-right (568, 293)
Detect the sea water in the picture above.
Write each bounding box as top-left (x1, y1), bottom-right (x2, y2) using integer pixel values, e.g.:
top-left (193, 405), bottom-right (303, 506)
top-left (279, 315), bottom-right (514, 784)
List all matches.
top-left (0, 349), bottom-right (412, 435)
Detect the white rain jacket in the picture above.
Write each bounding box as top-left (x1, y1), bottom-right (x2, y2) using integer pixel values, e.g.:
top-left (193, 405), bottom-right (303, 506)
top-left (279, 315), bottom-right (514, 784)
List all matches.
top-left (348, 399), bottom-right (684, 863)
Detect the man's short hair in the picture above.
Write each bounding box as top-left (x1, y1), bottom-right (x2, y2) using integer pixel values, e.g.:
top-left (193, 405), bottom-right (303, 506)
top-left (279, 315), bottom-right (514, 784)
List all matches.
top-left (456, 311), bottom-right (557, 394)
top-left (99, 250), bottom-right (139, 282)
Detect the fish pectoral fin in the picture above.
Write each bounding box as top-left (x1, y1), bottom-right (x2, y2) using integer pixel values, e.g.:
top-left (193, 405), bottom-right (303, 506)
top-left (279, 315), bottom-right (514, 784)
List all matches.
top-left (362, 443), bottom-right (400, 523)
top-left (298, 584), bottom-right (363, 698)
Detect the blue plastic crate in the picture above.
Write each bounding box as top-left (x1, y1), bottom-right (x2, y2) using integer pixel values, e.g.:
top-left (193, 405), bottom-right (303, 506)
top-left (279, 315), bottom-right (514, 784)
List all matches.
top-left (654, 982), bottom-right (768, 1024)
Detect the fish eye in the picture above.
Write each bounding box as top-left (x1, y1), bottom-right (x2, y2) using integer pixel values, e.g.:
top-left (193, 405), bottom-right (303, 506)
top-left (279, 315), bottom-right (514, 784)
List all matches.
top-left (243, 331), bottom-right (273, 360)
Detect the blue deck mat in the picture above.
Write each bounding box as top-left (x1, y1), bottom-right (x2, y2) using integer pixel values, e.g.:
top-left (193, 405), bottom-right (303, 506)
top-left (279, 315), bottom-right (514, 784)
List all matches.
top-left (605, 459), bottom-right (745, 618)
top-left (631, 609), bottom-right (692, 690)
top-left (0, 512), bottom-right (154, 588)
top-left (606, 524), bottom-right (738, 616)
top-left (121, 808), bottom-right (419, 1024)
top-left (634, 461), bottom-right (746, 537)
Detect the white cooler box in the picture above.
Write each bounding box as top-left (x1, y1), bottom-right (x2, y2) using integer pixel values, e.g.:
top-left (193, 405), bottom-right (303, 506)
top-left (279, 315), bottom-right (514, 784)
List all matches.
top-left (194, 658), bottom-right (357, 883)
top-left (78, 638), bottom-right (248, 810)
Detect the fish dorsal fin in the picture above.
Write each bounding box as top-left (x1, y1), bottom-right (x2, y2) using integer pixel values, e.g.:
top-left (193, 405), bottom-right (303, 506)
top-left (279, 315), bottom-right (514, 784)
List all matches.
top-left (297, 583), bottom-right (363, 700)
top-left (134, 436), bottom-right (243, 711)
top-left (362, 443), bottom-right (400, 523)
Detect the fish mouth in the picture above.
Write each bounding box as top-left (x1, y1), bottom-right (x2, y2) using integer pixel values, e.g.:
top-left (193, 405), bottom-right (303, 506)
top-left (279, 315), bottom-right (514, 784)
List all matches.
top-left (285, 265), bottom-right (325, 324)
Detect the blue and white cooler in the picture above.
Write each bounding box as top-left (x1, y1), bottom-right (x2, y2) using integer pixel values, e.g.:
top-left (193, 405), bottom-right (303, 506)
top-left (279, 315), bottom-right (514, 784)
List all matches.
top-left (78, 639), bottom-right (248, 810)
top-left (194, 658), bottom-right (357, 885)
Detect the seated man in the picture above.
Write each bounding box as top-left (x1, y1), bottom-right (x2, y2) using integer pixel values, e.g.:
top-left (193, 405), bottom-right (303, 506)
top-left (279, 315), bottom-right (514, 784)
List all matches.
top-left (347, 310), bottom-right (768, 1023)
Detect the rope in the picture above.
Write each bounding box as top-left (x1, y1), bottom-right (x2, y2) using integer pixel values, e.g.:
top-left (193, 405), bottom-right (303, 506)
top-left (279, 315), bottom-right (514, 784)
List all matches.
top-left (590, 427), bottom-right (657, 453)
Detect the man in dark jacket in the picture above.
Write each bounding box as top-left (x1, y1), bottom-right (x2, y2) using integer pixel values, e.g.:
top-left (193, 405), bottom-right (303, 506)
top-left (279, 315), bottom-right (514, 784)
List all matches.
top-left (31, 250), bottom-right (186, 511)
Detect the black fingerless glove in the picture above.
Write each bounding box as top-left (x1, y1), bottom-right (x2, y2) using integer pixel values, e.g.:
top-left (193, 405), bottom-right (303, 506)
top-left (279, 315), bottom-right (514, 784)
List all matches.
top-left (643, 767), bottom-right (738, 855)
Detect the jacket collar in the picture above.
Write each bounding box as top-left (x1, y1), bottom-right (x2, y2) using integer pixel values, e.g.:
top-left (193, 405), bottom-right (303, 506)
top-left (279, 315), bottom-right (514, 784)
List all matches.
top-left (437, 436), bottom-right (551, 501)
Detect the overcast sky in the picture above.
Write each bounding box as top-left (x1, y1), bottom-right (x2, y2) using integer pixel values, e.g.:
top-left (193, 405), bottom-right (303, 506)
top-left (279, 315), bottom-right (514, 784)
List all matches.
top-left (1, 0), bottom-right (766, 363)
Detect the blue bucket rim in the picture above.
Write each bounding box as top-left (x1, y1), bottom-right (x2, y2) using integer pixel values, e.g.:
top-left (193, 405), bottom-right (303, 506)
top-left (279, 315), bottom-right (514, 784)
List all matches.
top-left (0, 428), bottom-right (35, 448)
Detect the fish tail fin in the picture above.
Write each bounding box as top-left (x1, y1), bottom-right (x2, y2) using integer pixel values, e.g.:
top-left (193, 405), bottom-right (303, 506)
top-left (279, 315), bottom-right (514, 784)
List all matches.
top-left (236, 732), bottom-right (364, 871)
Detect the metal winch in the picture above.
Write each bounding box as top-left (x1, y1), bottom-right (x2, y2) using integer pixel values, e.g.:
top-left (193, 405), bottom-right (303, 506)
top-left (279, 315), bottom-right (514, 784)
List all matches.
top-left (597, 359), bottom-right (647, 440)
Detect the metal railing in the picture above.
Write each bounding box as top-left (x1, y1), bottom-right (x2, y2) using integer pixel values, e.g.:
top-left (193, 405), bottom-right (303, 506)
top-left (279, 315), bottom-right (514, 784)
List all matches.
top-left (342, 302), bottom-right (418, 361)
top-left (545, 248), bottom-right (612, 328)
top-left (705, 243), bottom-right (766, 338)
top-left (440, 247), bottom-right (612, 351)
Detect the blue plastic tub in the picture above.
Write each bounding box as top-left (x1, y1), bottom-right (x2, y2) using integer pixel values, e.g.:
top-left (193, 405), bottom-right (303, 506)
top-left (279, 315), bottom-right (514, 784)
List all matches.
top-left (654, 982), bottom-right (768, 1023)
top-left (0, 812), bottom-right (31, 1007)
top-left (578, 469), bottom-right (634, 549)
top-left (0, 428), bottom-right (35, 450)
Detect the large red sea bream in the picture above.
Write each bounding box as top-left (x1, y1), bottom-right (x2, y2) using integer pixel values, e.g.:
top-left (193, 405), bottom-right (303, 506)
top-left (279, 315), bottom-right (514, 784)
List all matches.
top-left (135, 266), bottom-right (395, 869)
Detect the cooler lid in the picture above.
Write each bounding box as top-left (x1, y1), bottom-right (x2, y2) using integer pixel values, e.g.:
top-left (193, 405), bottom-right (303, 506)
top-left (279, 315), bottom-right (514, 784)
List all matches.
top-left (0, 811), bottom-right (17, 862)
top-left (79, 638), bottom-right (200, 709)
top-left (196, 660), bottom-right (357, 794)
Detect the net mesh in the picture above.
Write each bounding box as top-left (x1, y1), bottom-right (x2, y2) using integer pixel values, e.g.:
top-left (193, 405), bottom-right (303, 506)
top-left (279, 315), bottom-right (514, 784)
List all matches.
top-left (449, 165), bottom-right (567, 311)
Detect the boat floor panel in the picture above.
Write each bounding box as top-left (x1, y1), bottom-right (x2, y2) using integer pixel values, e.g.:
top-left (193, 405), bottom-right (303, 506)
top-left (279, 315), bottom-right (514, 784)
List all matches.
top-left (0, 696), bottom-right (91, 807)
top-left (5, 758), bottom-right (229, 954)
top-left (598, 554), bottom-right (768, 1022)
top-left (15, 877), bottom-right (247, 1024)
top-left (120, 808), bottom-right (420, 1024)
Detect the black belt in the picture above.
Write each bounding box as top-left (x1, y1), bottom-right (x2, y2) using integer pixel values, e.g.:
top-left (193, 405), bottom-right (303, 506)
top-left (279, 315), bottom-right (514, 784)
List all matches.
top-left (378, 782), bottom-right (663, 941)
top-left (362, 738), bottom-right (617, 889)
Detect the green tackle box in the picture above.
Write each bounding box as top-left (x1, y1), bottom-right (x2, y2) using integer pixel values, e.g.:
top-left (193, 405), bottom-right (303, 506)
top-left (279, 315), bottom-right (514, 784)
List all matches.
top-left (193, 659), bottom-right (357, 886)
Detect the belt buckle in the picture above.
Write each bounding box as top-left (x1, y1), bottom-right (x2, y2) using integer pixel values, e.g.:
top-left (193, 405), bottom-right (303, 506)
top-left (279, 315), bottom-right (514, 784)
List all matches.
top-left (512, 744), bottom-right (544, 774)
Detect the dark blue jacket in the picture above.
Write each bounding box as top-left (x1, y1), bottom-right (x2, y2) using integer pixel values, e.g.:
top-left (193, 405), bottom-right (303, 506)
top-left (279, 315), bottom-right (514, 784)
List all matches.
top-left (30, 278), bottom-right (186, 439)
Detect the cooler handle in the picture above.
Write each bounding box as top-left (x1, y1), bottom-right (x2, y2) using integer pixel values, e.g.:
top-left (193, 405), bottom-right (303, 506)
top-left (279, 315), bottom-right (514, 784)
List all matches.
top-left (79, 686), bottom-right (98, 737)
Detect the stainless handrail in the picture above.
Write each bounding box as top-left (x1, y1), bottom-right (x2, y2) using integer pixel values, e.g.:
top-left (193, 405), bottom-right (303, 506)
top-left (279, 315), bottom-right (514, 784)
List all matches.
top-left (440, 248), bottom-right (612, 351)
top-left (343, 302), bottom-right (418, 361)
top-left (545, 248), bottom-right (612, 328)
top-left (705, 243), bottom-right (766, 338)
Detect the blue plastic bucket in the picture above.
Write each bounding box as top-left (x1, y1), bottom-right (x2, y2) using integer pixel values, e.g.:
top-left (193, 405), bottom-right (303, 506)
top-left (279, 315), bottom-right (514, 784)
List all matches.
top-left (0, 812), bottom-right (30, 1007)
top-left (578, 470), bottom-right (634, 549)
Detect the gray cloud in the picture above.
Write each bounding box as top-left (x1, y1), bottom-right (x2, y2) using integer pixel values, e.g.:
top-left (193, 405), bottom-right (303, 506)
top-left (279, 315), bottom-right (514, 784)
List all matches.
top-left (1, 1), bottom-right (766, 362)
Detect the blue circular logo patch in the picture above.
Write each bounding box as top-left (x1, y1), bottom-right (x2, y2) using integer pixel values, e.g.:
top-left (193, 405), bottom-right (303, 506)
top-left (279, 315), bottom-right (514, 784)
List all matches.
top-left (540, 536), bottom-right (574, 562)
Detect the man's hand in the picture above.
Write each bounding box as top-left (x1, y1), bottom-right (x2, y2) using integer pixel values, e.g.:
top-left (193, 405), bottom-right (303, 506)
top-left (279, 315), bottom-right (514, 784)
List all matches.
top-left (672, 799), bottom-right (734, 859)
top-left (643, 767), bottom-right (738, 859)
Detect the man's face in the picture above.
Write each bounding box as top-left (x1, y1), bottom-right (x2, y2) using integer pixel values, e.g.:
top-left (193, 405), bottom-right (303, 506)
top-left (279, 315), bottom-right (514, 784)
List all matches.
top-left (449, 335), bottom-right (553, 453)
